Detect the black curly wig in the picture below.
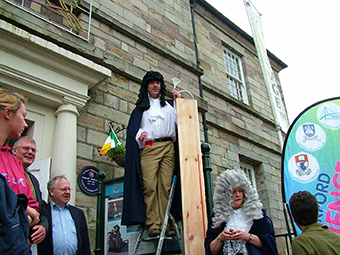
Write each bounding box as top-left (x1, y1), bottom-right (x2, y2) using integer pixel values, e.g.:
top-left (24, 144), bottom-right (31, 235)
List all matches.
top-left (135, 71), bottom-right (167, 110)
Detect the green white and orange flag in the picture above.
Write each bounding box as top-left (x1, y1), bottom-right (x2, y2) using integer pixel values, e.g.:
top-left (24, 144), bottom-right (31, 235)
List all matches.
top-left (100, 130), bottom-right (121, 155)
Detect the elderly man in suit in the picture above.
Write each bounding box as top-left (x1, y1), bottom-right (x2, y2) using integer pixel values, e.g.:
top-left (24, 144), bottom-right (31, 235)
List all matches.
top-left (12, 136), bottom-right (48, 245)
top-left (38, 175), bottom-right (91, 255)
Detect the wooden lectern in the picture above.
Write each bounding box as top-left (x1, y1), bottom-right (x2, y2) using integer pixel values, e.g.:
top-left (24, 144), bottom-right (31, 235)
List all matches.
top-left (176, 98), bottom-right (207, 255)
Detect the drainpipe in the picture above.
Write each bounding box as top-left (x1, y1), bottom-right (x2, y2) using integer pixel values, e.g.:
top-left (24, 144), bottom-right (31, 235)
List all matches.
top-left (190, 0), bottom-right (213, 216)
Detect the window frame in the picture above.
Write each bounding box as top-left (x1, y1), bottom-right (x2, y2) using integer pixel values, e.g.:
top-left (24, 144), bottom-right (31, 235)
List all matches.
top-left (223, 48), bottom-right (249, 104)
top-left (240, 162), bottom-right (257, 191)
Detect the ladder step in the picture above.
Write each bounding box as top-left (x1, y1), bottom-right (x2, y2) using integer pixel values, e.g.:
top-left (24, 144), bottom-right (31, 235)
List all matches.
top-left (133, 176), bottom-right (182, 255)
top-left (142, 236), bottom-right (173, 241)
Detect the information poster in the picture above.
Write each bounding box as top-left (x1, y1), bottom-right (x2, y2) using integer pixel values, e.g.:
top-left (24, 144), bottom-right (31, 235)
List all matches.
top-left (104, 179), bottom-right (182, 254)
top-left (104, 180), bottom-right (154, 255)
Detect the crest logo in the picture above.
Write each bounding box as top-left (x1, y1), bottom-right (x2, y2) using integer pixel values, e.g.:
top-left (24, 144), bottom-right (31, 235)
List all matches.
top-left (303, 124), bottom-right (315, 137)
top-left (295, 154), bottom-right (311, 175)
top-left (288, 153), bottom-right (319, 183)
top-left (296, 123), bottom-right (326, 152)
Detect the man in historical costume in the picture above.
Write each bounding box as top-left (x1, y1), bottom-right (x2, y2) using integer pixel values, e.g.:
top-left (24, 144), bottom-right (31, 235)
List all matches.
top-left (121, 71), bottom-right (181, 237)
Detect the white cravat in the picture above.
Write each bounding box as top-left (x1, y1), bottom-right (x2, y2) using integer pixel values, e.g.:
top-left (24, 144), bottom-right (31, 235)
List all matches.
top-left (135, 99), bottom-right (177, 149)
top-left (223, 208), bottom-right (253, 255)
top-left (148, 97), bottom-right (164, 122)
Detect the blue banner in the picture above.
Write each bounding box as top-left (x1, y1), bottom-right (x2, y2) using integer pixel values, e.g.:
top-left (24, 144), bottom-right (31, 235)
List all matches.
top-left (282, 97), bottom-right (340, 235)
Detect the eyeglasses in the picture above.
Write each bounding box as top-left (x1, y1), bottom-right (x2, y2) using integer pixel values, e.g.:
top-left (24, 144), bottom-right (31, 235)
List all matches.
top-left (16, 146), bottom-right (38, 153)
top-left (52, 187), bottom-right (73, 193)
top-left (56, 187), bottom-right (73, 192)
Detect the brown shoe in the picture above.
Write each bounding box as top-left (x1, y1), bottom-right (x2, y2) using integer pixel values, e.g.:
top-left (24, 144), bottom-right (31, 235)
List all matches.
top-left (165, 230), bottom-right (176, 237)
top-left (148, 228), bottom-right (160, 237)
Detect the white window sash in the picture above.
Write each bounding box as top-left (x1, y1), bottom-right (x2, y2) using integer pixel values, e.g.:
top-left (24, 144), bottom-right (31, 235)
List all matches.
top-left (223, 48), bottom-right (249, 104)
top-left (240, 162), bottom-right (257, 191)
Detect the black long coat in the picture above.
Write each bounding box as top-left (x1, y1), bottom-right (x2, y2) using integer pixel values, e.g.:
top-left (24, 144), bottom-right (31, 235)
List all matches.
top-left (0, 174), bottom-right (30, 255)
top-left (121, 100), bottom-right (181, 226)
top-left (205, 209), bottom-right (279, 255)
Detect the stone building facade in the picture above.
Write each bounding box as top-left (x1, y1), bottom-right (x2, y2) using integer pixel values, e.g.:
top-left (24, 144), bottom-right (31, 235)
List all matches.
top-left (0, 0), bottom-right (289, 253)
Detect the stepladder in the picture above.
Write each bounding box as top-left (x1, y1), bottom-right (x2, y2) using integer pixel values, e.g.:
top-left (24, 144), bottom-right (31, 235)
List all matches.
top-left (132, 175), bottom-right (184, 255)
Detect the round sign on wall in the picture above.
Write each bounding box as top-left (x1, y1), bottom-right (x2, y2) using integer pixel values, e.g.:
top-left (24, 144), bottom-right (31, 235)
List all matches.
top-left (78, 166), bottom-right (99, 196)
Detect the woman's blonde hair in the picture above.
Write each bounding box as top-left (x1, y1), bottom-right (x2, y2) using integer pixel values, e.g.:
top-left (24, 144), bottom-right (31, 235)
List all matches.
top-left (0, 89), bottom-right (27, 112)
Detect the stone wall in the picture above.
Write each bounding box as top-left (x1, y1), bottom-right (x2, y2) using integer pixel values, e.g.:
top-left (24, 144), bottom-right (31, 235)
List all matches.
top-left (1, 0), bottom-right (289, 253)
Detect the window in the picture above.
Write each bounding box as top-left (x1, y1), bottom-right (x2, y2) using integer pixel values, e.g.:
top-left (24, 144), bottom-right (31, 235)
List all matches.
top-left (5, 0), bottom-right (92, 41)
top-left (240, 162), bottom-right (257, 191)
top-left (223, 48), bottom-right (248, 104)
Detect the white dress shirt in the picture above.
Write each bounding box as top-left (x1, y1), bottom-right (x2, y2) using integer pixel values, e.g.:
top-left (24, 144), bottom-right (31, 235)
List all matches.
top-left (136, 97), bottom-right (177, 149)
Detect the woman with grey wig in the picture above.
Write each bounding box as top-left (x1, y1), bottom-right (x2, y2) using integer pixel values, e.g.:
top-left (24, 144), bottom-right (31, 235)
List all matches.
top-left (205, 169), bottom-right (279, 255)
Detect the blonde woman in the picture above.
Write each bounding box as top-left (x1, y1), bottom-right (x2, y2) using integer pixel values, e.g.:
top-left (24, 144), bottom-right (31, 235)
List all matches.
top-left (0, 89), bottom-right (40, 253)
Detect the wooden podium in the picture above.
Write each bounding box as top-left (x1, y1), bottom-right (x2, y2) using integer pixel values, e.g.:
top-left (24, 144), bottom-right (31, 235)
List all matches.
top-left (176, 98), bottom-right (207, 255)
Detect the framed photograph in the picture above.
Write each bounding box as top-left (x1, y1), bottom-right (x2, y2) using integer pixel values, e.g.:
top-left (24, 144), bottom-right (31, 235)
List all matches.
top-left (103, 178), bottom-right (181, 255)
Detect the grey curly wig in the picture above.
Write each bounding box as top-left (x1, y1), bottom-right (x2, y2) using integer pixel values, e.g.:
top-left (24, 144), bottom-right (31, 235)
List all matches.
top-left (212, 169), bottom-right (263, 228)
top-left (136, 71), bottom-right (166, 110)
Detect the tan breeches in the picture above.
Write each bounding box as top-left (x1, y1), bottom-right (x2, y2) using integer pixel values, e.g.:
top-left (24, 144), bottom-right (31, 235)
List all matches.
top-left (140, 141), bottom-right (175, 232)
